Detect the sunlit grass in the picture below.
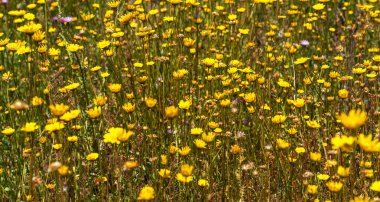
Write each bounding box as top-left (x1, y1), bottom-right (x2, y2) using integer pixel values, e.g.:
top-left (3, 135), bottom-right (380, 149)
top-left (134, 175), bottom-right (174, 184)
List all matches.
top-left (0, 0), bottom-right (380, 201)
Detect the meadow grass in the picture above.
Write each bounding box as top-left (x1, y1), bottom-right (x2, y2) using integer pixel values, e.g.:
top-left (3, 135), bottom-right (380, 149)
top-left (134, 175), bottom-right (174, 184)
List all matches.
top-left (0, 0), bottom-right (380, 201)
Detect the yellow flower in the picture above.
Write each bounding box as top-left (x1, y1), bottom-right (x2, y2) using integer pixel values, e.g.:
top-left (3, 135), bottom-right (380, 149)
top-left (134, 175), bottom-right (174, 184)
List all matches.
top-left (107, 0), bottom-right (120, 8)
top-left (198, 179), bottom-right (209, 186)
top-left (230, 144), bottom-right (241, 154)
top-left (31, 30), bottom-right (45, 41)
top-left (317, 174), bottom-right (330, 181)
top-left (2, 127), bottom-right (15, 136)
top-left (178, 100), bottom-right (191, 110)
top-left (17, 22), bottom-right (42, 34)
top-left (165, 106), bottom-right (179, 118)
top-left (357, 134), bottom-right (380, 152)
top-left (108, 83), bottom-right (121, 93)
top-left (123, 160), bottom-right (138, 169)
top-left (370, 181), bottom-right (380, 192)
top-left (181, 164), bottom-right (194, 176)
top-left (276, 138), bottom-right (290, 149)
top-left (337, 166), bottom-right (350, 177)
top-left (191, 128), bottom-right (203, 135)
top-left (21, 122), bottom-right (39, 133)
top-left (137, 186), bottom-right (155, 201)
top-left (57, 165), bottom-right (69, 176)
top-left (277, 79), bottom-right (291, 88)
top-left (292, 98), bottom-right (305, 108)
top-left (238, 28), bottom-right (249, 35)
top-left (160, 155), bottom-right (168, 165)
top-left (201, 132), bottom-right (216, 142)
top-left (44, 122), bottom-right (65, 133)
top-left (271, 115), bottom-right (287, 124)
top-left (350, 196), bottom-right (374, 202)
top-left (326, 181), bottom-right (343, 192)
top-left (307, 185), bottom-right (318, 194)
top-left (49, 103), bottom-right (70, 116)
top-left (194, 139), bottom-right (207, 149)
top-left (306, 120), bottom-right (321, 129)
top-left (168, 0), bottom-right (182, 4)
top-left (338, 89), bottom-right (349, 98)
top-left (97, 40), bottom-right (111, 49)
top-left (45, 183), bottom-right (56, 189)
top-left (60, 110), bottom-right (80, 121)
top-left (86, 106), bottom-right (102, 118)
top-left (103, 127), bottom-right (133, 144)
top-left (178, 146), bottom-right (191, 156)
top-left (67, 136), bottom-right (78, 142)
top-left (66, 43), bottom-right (83, 52)
top-left (202, 58), bottom-right (217, 67)
top-left (158, 169), bottom-right (171, 178)
top-left (183, 38), bottom-right (195, 47)
top-left (31, 96), bottom-right (44, 106)
top-left (294, 57), bottom-right (309, 65)
top-left (331, 135), bottom-right (355, 152)
top-left (312, 3), bottom-right (325, 10)
top-left (337, 109), bottom-right (367, 129)
top-left (176, 173), bottom-right (192, 183)
top-left (52, 144), bottom-right (62, 150)
top-left (244, 92), bottom-right (256, 103)
top-left (145, 97), bottom-right (157, 108)
top-left (93, 95), bottom-right (108, 106)
top-left (86, 153), bottom-right (99, 161)
top-left (122, 102), bottom-right (135, 113)
top-left (310, 152), bottom-right (322, 162)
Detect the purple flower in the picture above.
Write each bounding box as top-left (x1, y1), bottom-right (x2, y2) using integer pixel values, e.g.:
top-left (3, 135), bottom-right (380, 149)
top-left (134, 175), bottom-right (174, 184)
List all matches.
top-left (300, 40), bottom-right (310, 46)
top-left (2, 0), bottom-right (8, 4)
top-left (60, 17), bottom-right (73, 23)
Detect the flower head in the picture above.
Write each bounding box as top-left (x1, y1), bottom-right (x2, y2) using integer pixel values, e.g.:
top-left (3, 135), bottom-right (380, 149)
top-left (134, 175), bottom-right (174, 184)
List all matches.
top-left (337, 109), bottom-right (367, 129)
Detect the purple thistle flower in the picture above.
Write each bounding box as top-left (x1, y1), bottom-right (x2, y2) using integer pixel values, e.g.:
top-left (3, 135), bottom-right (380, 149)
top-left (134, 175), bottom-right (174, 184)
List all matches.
top-left (2, 0), bottom-right (8, 4)
top-left (300, 40), bottom-right (310, 46)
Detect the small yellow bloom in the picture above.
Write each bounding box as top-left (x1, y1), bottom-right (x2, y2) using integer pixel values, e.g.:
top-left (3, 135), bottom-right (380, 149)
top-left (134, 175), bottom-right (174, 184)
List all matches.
top-left (276, 138), bottom-right (290, 149)
top-left (107, 83), bottom-right (121, 93)
top-left (86, 153), bottom-right (99, 161)
top-left (310, 152), bottom-right (322, 162)
top-left (338, 89), bottom-right (349, 98)
top-left (312, 3), bottom-right (325, 10)
top-left (272, 115), bottom-right (287, 124)
top-left (137, 185), bottom-right (155, 200)
top-left (21, 122), bottom-right (39, 133)
top-left (194, 139), bottom-right (207, 149)
top-left (178, 146), bottom-right (191, 156)
top-left (198, 179), bottom-right (209, 186)
top-left (307, 184), bottom-right (318, 194)
top-left (165, 106), bottom-right (179, 118)
top-left (306, 120), bottom-right (321, 129)
top-left (145, 97), bottom-right (157, 108)
top-left (86, 106), bottom-right (102, 118)
top-left (57, 165), bottom-right (69, 176)
top-left (337, 166), bottom-right (350, 177)
top-left (122, 102), bottom-right (135, 113)
top-left (49, 103), bottom-right (70, 116)
top-left (158, 169), bottom-right (171, 178)
top-left (2, 127), bottom-right (15, 136)
top-left (326, 181), bottom-right (343, 192)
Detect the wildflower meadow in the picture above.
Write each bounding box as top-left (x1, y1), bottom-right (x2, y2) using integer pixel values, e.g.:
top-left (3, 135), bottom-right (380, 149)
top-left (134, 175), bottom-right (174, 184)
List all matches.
top-left (1, 0), bottom-right (380, 201)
